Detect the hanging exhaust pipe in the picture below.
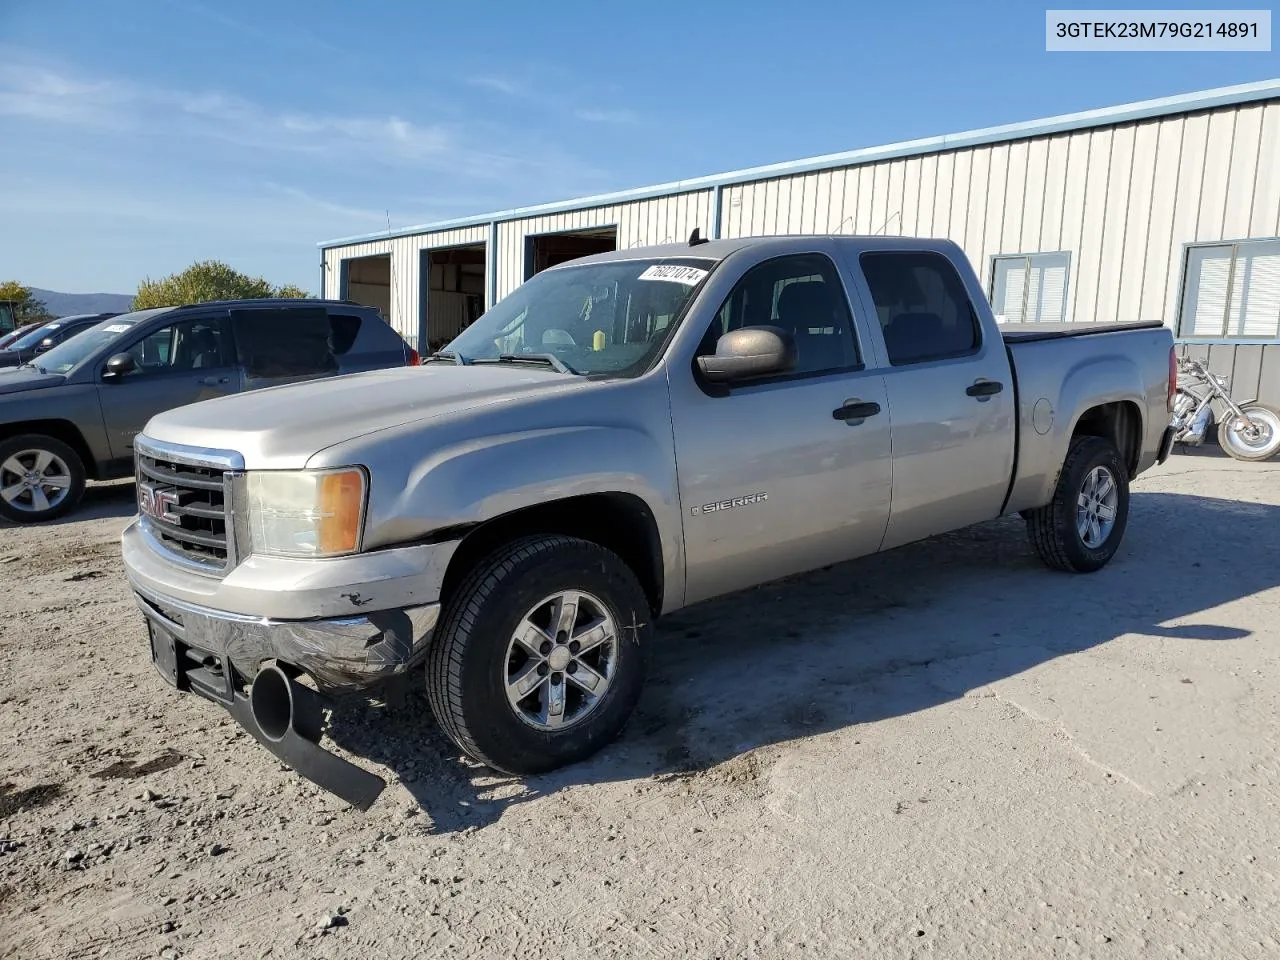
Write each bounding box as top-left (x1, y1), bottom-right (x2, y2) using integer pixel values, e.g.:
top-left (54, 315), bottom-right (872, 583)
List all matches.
top-left (249, 663), bottom-right (323, 744)
top-left (225, 662), bottom-right (386, 811)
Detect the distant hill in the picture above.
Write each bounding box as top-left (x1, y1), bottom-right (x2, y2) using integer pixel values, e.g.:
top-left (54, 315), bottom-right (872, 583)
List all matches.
top-left (30, 288), bottom-right (134, 318)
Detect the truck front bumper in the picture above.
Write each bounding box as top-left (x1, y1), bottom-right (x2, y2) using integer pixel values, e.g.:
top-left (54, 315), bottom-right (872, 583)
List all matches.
top-left (122, 517), bottom-right (458, 810)
top-left (131, 584), bottom-right (441, 692)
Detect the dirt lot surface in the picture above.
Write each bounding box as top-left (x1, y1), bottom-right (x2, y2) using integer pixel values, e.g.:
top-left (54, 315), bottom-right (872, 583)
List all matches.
top-left (2, 452), bottom-right (1280, 959)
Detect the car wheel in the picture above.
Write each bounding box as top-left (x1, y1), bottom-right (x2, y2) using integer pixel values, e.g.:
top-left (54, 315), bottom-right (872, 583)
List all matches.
top-left (0, 434), bottom-right (87, 524)
top-left (1025, 435), bottom-right (1129, 573)
top-left (426, 535), bottom-right (650, 775)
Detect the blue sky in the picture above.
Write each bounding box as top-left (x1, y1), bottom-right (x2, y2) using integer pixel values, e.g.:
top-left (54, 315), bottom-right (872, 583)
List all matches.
top-left (1, 0), bottom-right (1275, 295)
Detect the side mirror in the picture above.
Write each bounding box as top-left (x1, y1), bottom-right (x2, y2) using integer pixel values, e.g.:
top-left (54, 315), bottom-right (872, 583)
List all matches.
top-left (103, 353), bottom-right (136, 379)
top-left (696, 326), bottom-right (796, 384)
top-left (35, 337), bottom-right (57, 354)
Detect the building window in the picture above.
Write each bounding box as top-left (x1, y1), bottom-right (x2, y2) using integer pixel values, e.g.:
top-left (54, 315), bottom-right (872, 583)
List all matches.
top-left (1179, 240), bottom-right (1280, 340)
top-left (989, 252), bottom-right (1071, 324)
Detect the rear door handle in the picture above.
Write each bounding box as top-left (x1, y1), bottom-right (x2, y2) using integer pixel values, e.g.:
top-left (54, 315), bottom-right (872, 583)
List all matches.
top-left (200, 376), bottom-right (230, 386)
top-left (833, 399), bottom-right (882, 422)
top-left (966, 380), bottom-right (1004, 398)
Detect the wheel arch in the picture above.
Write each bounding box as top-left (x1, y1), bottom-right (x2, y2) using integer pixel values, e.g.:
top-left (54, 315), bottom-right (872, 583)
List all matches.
top-left (0, 420), bottom-right (97, 479)
top-left (438, 492), bottom-right (666, 618)
top-left (1069, 399), bottom-right (1144, 478)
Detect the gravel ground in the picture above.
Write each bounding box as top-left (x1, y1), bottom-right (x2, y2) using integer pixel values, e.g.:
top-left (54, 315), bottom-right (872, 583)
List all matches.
top-left (2, 451), bottom-right (1279, 960)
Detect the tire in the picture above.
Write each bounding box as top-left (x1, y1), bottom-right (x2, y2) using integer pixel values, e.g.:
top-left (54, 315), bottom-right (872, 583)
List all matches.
top-left (1217, 404), bottom-right (1280, 462)
top-left (1025, 435), bottom-right (1129, 573)
top-left (426, 535), bottom-right (651, 775)
top-left (0, 434), bottom-right (87, 524)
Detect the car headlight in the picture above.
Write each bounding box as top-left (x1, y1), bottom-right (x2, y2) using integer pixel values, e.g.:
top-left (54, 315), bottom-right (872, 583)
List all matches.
top-left (246, 468), bottom-right (367, 558)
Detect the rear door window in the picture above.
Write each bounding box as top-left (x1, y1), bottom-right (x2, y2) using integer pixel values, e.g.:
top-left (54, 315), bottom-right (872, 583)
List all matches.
top-left (230, 307), bottom-right (338, 379)
top-left (859, 252), bottom-right (982, 365)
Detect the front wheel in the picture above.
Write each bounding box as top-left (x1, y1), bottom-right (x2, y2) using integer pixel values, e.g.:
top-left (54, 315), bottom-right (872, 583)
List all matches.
top-left (426, 535), bottom-right (650, 775)
top-left (1218, 404), bottom-right (1280, 462)
top-left (0, 434), bottom-right (87, 524)
top-left (1024, 435), bottom-right (1130, 573)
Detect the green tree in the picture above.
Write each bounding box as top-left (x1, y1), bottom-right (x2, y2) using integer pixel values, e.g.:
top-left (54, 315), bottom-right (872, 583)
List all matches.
top-left (0, 281), bottom-right (52, 322)
top-left (132, 261), bottom-right (309, 309)
top-left (273, 284), bottom-right (311, 299)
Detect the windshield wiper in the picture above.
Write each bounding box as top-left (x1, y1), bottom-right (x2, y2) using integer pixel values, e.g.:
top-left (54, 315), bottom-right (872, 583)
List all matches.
top-left (492, 353), bottom-right (577, 375)
top-left (425, 350), bottom-right (470, 365)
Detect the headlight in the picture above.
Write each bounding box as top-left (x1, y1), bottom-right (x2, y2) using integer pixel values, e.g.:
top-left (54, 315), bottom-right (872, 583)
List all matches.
top-left (246, 468), bottom-right (367, 558)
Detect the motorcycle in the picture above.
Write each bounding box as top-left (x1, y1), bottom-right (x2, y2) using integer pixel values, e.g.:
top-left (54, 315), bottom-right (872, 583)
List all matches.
top-left (1170, 356), bottom-right (1280, 461)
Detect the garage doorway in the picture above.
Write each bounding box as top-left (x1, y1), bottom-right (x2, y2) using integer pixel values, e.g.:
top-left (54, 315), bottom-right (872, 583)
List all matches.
top-left (525, 227), bottom-right (617, 281)
top-left (421, 244), bottom-right (486, 353)
top-left (343, 254), bottom-right (391, 321)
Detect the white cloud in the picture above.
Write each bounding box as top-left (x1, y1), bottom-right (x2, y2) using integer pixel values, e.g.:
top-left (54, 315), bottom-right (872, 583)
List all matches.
top-left (262, 183), bottom-right (398, 225)
top-left (0, 57), bottom-right (588, 180)
top-left (575, 108), bottom-right (641, 125)
top-left (468, 75), bottom-right (525, 98)
top-left (469, 71), bottom-right (641, 127)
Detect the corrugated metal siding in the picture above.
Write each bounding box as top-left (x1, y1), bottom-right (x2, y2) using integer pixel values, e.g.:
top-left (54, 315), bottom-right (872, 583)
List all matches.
top-left (718, 100), bottom-right (1280, 333)
top-left (494, 190), bottom-right (714, 299)
top-left (1177, 343), bottom-right (1280, 407)
top-left (322, 225), bottom-right (488, 346)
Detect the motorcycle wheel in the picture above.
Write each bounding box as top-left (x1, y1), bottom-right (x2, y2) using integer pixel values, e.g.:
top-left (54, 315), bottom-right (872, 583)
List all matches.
top-left (1218, 404), bottom-right (1280, 461)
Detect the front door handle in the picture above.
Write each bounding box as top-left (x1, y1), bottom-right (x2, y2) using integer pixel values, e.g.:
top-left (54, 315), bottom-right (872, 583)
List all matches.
top-left (833, 399), bottom-right (882, 422)
top-left (966, 380), bottom-right (1004, 398)
top-left (200, 376), bottom-right (230, 386)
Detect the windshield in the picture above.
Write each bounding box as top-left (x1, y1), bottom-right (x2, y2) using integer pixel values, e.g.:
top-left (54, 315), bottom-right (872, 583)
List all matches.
top-left (31, 308), bottom-right (168, 374)
top-left (6, 319), bottom-right (73, 352)
top-left (442, 257), bottom-right (717, 377)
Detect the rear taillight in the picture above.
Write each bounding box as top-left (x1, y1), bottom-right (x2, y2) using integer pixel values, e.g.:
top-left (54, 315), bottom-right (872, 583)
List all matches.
top-left (1168, 346), bottom-right (1177, 413)
top-left (408, 347), bottom-right (421, 365)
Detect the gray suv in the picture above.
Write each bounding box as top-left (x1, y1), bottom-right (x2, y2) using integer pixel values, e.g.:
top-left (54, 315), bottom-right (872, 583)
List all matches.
top-left (0, 299), bottom-right (415, 523)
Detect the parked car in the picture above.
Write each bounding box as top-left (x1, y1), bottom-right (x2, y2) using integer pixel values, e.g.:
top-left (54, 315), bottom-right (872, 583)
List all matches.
top-left (0, 313), bottom-right (119, 369)
top-left (0, 320), bottom-right (43, 351)
top-left (0, 298), bottom-right (417, 523)
top-left (122, 236), bottom-right (1176, 809)
top-left (0, 301), bottom-right (17, 338)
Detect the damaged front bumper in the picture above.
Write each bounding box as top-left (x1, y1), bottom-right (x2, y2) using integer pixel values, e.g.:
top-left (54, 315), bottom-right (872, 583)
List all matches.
top-left (132, 585), bottom-right (439, 810)
top-left (122, 517), bottom-right (459, 810)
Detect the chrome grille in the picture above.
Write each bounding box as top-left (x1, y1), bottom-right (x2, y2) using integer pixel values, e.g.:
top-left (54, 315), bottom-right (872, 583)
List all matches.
top-left (135, 442), bottom-right (241, 573)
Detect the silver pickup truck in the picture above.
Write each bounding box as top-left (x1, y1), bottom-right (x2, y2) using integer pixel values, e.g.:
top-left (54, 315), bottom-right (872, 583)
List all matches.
top-left (122, 235), bottom-right (1176, 808)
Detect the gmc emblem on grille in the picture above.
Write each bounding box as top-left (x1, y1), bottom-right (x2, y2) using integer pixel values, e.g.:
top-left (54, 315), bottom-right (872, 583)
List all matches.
top-left (138, 483), bottom-right (181, 524)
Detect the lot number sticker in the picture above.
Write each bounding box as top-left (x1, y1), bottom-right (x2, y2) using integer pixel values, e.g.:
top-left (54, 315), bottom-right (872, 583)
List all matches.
top-left (638, 264), bottom-right (709, 286)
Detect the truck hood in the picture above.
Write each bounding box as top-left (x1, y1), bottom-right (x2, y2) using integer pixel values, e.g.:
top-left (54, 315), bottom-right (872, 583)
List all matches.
top-left (143, 364), bottom-right (588, 468)
top-left (0, 367), bottom-right (67, 394)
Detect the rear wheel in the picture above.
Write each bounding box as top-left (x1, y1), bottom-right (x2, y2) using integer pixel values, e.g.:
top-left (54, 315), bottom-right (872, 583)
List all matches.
top-left (1218, 404), bottom-right (1280, 462)
top-left (0, 434), bottom-right (86, 524)
top-left (426, 535), bottom-right (650, 775)
top-left (1025, 435), bottom-right (1129, 573)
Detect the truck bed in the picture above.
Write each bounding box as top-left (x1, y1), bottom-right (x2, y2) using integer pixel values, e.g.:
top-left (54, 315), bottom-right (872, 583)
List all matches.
top-left (1000, 319), bottom-right (1165, 344)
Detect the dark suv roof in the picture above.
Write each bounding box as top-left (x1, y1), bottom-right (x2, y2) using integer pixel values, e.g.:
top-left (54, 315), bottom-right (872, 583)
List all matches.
top-left (167, 298), bottom-right (370, 311)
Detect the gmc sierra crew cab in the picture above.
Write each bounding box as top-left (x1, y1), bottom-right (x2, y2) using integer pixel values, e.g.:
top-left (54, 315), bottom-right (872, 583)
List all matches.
top-left (121, 235), bottom-right (1177, 809)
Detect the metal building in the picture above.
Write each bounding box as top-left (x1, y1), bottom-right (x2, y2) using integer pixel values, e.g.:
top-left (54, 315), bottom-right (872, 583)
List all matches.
top-left (320, 78), bottom-right (1280, 403)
